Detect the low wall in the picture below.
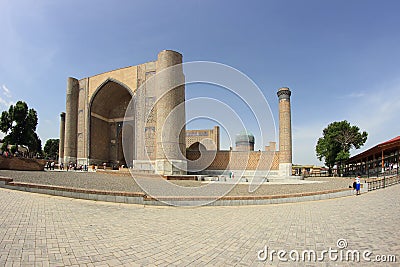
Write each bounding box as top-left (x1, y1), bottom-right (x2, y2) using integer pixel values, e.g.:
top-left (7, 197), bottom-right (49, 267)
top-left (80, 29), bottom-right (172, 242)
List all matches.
top-left (0, 157), bottom-right (45, 171)
top-left (0, 176), bottom-right (354, 206)
top-left (143, 188), bottom-right (353, 206)
top-left (164, 175), bottom-right (198, 180)
top-left (190, 169), bottom-right (280, 177)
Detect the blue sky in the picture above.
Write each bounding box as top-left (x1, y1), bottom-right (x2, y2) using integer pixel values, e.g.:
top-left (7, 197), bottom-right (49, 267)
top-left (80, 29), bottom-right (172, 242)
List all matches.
top-left (1, 0), bottom-right (400, 165)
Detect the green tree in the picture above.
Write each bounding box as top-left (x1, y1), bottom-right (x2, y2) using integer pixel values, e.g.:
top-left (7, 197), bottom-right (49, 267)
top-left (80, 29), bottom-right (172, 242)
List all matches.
top-left (44, 139), bottom-right (59, 159)
top-left (0, 101), bottom-right (42, 154)
top-left (27, 132), bottom-right (43, 156)
top-left (316, 120), bottom-right (368, 176)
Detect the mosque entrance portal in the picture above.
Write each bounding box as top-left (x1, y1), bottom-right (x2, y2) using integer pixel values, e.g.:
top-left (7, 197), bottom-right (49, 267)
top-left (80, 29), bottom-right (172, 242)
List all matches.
top-left (89, 80), bottom-right (134, 166)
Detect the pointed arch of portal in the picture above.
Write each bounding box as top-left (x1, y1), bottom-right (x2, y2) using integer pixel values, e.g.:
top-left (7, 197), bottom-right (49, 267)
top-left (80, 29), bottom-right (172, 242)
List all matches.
top-left (88, 78), bottom-right (135, 166)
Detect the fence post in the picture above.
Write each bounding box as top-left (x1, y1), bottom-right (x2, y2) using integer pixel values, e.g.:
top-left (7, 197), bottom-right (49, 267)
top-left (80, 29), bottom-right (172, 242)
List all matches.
top-left (384, 174), bottom-right (386, 188)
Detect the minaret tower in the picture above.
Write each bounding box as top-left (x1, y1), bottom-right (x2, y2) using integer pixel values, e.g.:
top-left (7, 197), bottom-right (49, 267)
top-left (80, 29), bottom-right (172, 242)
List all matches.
top-left (155, 50), bottom-right (187, 175)
top-left (64, 77), bottom-right (79, 164)
top-left (277, 87), bottom-right (293, 177)
top-left (58, 112), bottom-right (66, 164)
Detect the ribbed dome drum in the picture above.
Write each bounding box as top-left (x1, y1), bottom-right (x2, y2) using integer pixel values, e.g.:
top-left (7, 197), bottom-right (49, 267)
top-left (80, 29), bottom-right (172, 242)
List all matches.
top-left (235, 131), bottom-right (255, 151)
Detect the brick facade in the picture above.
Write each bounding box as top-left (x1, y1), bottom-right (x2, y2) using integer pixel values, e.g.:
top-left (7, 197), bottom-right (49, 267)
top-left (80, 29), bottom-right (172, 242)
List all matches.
top-left (186, 126), bottom-right (220, 151)
top-left (187, 150), bottom-right (279, 171)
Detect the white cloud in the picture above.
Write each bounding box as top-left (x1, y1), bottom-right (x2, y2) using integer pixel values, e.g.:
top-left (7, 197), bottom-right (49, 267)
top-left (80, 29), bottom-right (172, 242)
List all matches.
top-left (0, 84), bottom-right (14, 109)
top-left (347, 92), bottom-right (366, 98)
top-left (2, 84), bottom-right (12, 98)
top-left (337, 92), bottom-right (366, 99)
top-left (0, 97), bottom-right (13, 109)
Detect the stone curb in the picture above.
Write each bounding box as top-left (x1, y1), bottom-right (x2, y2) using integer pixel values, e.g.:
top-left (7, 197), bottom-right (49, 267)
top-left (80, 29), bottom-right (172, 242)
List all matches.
top-left (0, 176), bottom-right (145, 204)
top-left (0, 176), bottom-right (353, 206)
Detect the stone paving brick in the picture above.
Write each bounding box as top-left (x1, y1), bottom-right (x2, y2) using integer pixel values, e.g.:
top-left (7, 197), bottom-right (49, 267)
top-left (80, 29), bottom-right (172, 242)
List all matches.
top-left (0, 186), bottom-right (399, 266)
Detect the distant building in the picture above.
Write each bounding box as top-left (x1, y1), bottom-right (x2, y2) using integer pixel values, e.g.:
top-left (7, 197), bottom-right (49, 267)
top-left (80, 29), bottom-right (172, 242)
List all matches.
top-left (344, 136), bottom-right (400, 177)
top-left (292, 165), bottom-right (328, 176)
top-left (186, 126), bottom-right (220, 151)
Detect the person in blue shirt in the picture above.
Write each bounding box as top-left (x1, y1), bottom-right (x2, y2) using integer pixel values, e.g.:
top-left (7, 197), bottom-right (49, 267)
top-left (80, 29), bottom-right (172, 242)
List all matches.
top-left (355, 175), bottom-right (361, 195)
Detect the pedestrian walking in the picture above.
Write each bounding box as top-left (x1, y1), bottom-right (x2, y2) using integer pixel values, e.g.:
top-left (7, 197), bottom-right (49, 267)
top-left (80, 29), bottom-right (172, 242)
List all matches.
top-left (355, 175), bottom-right (361, 195)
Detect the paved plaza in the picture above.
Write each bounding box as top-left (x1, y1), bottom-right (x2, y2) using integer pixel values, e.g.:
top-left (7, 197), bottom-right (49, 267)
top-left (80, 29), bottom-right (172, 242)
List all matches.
top-left (0, 170), bottom-right (351, 197)
top-left (0, 183), bottom-right (399, 266)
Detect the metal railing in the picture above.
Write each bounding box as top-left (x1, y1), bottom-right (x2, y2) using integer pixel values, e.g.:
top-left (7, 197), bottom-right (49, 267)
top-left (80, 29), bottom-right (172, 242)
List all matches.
top-left (365, 175), bottom-right (400, 191)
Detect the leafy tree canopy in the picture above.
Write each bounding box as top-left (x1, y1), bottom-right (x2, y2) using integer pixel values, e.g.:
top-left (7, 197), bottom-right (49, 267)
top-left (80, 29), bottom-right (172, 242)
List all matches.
top-left (44, 139), bottom-right (59, 159)
top-left (0, 101), bottom-right (42, 153)
top-left (316, 120), bottom-right (368, 174)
